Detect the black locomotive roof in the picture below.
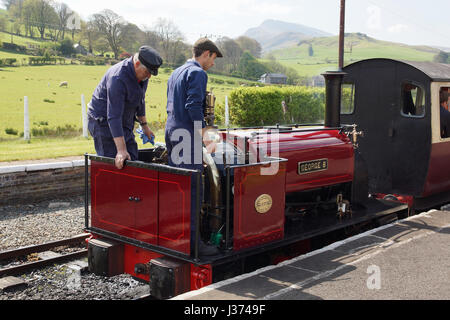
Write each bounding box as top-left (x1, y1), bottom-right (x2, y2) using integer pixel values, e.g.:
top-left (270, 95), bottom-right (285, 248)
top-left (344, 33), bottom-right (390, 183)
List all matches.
top-left (344, 58), bottom-right (450, 82)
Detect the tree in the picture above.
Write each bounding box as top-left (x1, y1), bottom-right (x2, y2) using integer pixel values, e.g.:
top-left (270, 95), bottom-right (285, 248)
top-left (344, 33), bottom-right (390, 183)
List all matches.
top-left (235, 36), bottom-right (262, 58)
top-left (119, 22), bottom-right (143, 53)
top-left (308, 44), bottom-right (314, 57)
top-left (0, 16), bottom-right (6, 32)
top-left (237, 51), bottom-right (270, 80)
top-left (1, 0), bottom-right (17, 9)
top-left (80, 20), bottom-right (98, 53)
top-left (153, 17), bottom-right (184, 65)
top-left (141, 27), bottom-right (161, 51)
top-left (433, 51), bottom-right (449, 64)
top-left (27, 0), bottom-right (58, 39)
top-left (58, 37), bottom-right (74, 55)
top-left (91, 9), bottom-right (126, 59)
top-left (21, 0), bottom-right (34, 37)
top-left (66, 11), bottom-right (81, 41)
top-left (8, 0), bottom-right (24, 22)
top-left (215, 37), bottom-right (243, 73)
top-left (53, 1), bottom-right (71, 41)
top-left (262, 57), bottom-right (300, 85)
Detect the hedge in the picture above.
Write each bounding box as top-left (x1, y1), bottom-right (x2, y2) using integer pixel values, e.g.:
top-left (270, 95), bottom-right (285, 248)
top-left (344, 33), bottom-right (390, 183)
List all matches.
top-left (28, 56), bottom-right (66, 65)
top-left (1, 42), bottom-right (26, 53)
top-left (219, 86), bottom-right (325, 127)
top-left (0, 58), bottom-right (17, 66)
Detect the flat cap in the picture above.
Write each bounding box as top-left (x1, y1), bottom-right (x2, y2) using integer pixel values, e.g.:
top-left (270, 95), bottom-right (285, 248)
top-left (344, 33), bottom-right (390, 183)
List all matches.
top-left (138, 46), bottom-right (163, 76)
top-left (194, 38), bottom-right (223, 58)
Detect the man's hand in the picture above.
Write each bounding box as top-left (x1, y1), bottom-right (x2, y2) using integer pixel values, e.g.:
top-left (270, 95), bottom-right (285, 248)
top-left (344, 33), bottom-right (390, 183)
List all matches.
top-left (204, 140), bottom-right (217, 153)
top-left (202, 127), bottom-right (217, 154)
top-left (113, 136), bottom-right (130, 170)
top-left (115, 150), bottom-right (131, 170)
top-left (142, 124), bottom-right (155, 142)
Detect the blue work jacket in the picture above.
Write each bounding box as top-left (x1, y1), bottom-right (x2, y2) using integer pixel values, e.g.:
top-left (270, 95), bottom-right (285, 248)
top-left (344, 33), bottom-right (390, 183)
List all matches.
top-left (165, 59), bottom-right (207, 134)
top-left (88, 57), bottom-right (148, 139)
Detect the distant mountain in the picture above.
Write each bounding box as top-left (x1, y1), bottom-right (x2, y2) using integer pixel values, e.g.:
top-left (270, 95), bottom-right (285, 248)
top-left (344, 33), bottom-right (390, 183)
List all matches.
top-left (244, 19), bottom-right (333, 53)
top-left (265, 33), bottom-right (442, 77)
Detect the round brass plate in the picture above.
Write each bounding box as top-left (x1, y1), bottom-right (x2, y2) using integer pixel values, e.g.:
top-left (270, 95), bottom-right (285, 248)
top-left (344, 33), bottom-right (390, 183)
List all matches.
top-left (255, 194), bottom-right (273, 214)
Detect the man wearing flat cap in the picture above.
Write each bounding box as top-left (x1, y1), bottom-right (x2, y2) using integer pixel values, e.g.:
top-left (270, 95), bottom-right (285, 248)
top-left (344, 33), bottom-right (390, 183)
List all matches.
top-left (165, 37), bottom-right (223, 255)
top-left (88, 46), bottom-right (163, 169)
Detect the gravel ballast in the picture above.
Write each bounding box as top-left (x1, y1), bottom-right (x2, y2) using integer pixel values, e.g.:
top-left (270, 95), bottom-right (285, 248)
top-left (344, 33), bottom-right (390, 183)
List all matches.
top-left (0, 196), bottom-right (150, 300)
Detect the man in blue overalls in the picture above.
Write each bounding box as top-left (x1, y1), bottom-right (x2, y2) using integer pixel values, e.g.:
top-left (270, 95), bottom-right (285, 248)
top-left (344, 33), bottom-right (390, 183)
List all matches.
top-left (88, 46), bottom-right (162, 169)
top-left (165, 38), bottom-right (223, 256)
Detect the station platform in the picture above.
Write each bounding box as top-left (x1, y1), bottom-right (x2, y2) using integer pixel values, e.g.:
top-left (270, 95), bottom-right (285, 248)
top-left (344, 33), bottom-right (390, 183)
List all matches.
top-left (173, 209), bottom-right (450, 300)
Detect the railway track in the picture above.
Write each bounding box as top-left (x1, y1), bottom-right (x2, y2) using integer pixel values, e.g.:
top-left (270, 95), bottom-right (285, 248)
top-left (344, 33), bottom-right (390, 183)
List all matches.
top-left (0, 233), bottom-right (90, 277)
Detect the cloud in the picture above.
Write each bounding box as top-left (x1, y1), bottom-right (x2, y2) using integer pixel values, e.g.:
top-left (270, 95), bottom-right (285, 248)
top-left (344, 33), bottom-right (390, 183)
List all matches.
top-left (366, 5), bottom-right (381, 30)
top-left (388, 24), bottom-right (409, 33)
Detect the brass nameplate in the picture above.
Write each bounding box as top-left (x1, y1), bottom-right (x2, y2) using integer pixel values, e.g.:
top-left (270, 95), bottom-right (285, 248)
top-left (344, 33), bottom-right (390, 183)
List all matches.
top-left (255, 194), bottom-right (273, 214)
top-left (298, 159), bottom-right (328, 175)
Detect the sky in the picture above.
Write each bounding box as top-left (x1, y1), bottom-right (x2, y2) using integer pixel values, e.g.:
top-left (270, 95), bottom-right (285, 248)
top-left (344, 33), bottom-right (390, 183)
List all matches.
top-left (5, 0), bottom-right (450, 48)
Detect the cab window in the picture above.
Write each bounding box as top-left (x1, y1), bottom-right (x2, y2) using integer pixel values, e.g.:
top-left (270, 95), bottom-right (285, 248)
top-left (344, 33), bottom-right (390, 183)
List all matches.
top-left (440, 87), bottom-right (450, 138)
top-left (341, 82), bottom-right (355, 114)
top-left (401, 82), bottom-right (425, 117)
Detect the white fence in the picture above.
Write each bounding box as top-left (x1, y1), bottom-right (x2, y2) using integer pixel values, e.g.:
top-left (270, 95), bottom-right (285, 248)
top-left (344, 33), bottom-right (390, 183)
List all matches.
top-left (22, 94), bottom-right (89, 141)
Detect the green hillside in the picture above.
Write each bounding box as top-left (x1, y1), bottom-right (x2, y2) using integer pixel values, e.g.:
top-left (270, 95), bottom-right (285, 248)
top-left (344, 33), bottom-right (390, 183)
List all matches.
top-left (268, 33), bottom-right (440, 76)
top-left (0, 31), bottom-right (50, 61)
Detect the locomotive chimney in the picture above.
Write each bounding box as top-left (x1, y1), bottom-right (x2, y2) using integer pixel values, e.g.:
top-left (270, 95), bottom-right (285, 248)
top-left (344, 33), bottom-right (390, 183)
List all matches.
top-left (322, 71), bottom-right (346, 128)
top-left (321, 0), bottom-right (347, 128)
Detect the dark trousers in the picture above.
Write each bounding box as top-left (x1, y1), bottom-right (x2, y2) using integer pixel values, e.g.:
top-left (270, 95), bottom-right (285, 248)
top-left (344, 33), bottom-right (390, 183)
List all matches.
top-left (88, 117), bottom-right (138, 160)
top-left (165, 126), bottom-right (204, 249)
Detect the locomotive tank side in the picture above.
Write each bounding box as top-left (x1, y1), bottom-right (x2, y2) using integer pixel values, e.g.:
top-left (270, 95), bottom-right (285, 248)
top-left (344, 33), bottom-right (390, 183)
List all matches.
top-left (224, 128), bottom-right (355, 194)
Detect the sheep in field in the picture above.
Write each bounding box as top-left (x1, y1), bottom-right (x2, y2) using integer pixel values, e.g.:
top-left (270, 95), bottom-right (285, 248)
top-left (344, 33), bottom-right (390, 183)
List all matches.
top-left (59, 81), bottom-right (68, 87)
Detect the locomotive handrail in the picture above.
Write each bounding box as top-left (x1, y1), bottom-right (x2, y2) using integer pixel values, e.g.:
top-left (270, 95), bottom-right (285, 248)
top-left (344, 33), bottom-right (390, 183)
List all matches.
top-left (247, 126), bottom-right (355, 138)
top-left (226, 157), bottom-right (288, 169)
top-left (86, 154), bottom-right (198, 176)
top-left (218, 123), bottom-right (325, 131)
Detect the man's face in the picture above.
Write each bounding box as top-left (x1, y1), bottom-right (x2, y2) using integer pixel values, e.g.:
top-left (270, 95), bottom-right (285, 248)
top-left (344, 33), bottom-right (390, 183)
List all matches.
top-left (202, 51), bottom-right (217, 71)
top-left (135, 61), bottom-right (152, 81)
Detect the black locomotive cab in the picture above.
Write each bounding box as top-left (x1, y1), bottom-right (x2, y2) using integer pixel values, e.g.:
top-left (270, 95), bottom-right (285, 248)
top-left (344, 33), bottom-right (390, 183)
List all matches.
top-left (341, 58), bottom-right (450, 209)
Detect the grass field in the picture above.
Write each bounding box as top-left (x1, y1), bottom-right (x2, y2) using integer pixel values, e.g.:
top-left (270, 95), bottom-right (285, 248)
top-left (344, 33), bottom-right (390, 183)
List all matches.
top-left (0, 63), bottom-right (256, 162)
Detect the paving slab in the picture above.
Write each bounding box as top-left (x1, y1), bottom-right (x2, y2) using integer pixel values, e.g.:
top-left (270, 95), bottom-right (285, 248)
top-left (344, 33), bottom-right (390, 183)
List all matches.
top-left (273, 230), bottom-right (450, 300)
top-left (288, 250), bottom-right (358, 273)
top-left (332, 235), bottom-right (387, 255)
top-left (174, 210), bottom-right (450, 300)
top-left (370, 224), bottom-right (420, 243)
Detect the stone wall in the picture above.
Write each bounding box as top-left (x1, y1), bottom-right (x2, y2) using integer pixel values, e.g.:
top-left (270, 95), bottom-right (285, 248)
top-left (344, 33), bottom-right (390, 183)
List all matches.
top-left (0, 160), bottom-right (89, 205)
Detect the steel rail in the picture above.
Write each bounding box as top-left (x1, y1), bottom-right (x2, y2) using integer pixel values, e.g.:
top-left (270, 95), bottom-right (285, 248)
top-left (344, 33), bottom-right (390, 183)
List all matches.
top-left (0, 233), bottom-right (90, 261)
top-left (0, 249), bottom-right (88, 277)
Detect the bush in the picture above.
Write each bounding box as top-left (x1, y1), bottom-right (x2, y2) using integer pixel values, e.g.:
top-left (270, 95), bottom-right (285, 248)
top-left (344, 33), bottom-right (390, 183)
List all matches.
top-left (226, 86), bottom-right (325, 127)
top-left (28, 56), bottom-right (62, 65)
top-left (1, 42), bottom-right (26, 53)
top-left (80, 56), bottom-right (106, 65)
top-left (58, 39), bottom-right (75, 56)
top-left (31, 124), bottom-right (81, 137)
top-left (210, 78), bottom-right (225, 84)
top-left (5, 128), bottom-right (18, 135)
top-left (0, 58), bottom-right (17, 67)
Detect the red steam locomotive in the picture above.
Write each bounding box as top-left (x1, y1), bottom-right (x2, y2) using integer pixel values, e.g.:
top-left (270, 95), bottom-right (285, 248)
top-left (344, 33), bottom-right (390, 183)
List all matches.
top-left (84, 58), bottom-right (450, 299)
